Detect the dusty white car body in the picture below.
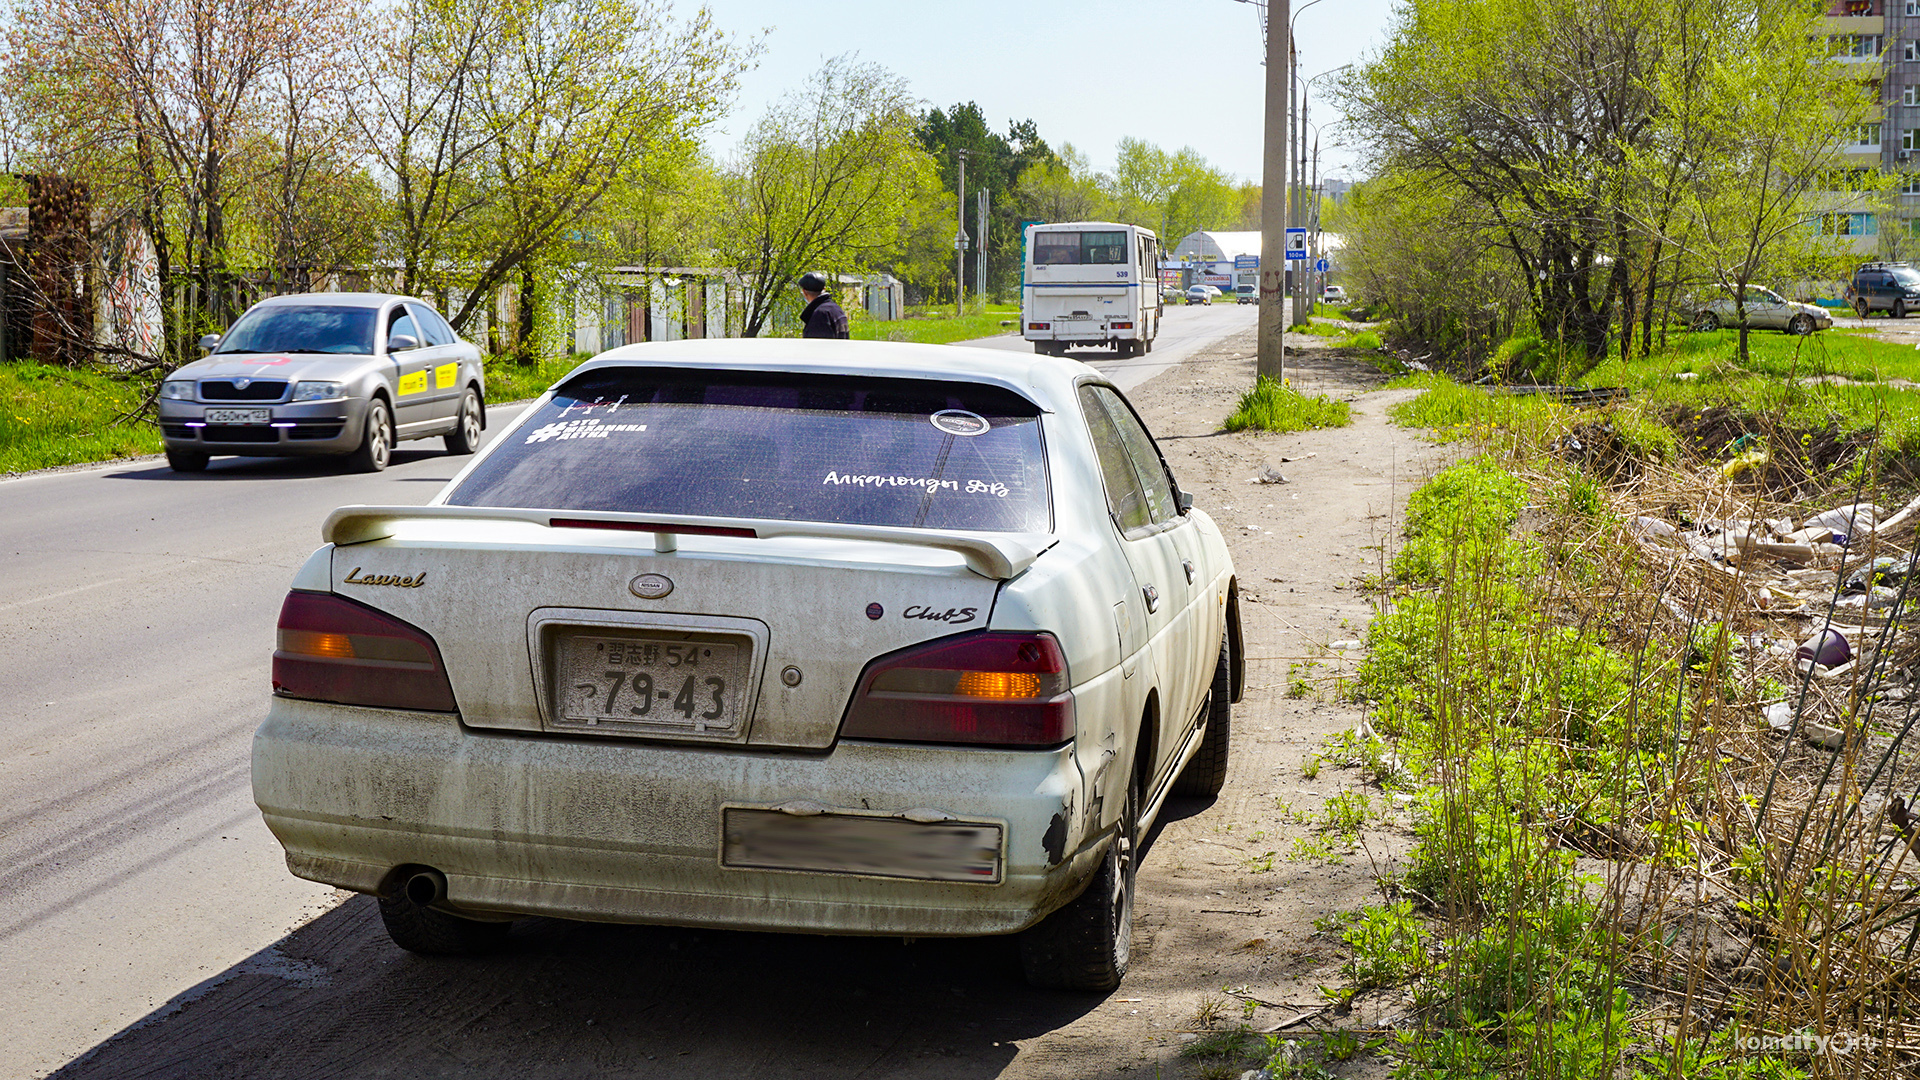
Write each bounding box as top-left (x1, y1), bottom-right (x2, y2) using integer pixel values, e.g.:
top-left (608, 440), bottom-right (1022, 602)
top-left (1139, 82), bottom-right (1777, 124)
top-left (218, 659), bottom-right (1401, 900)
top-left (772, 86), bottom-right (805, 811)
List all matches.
top-left (252, 339), bottom-right (1241, 989)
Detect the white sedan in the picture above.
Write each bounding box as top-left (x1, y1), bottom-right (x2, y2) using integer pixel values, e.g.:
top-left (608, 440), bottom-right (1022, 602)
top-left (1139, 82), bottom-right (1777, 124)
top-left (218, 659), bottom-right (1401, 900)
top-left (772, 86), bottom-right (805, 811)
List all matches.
top-left (253, 338), bottom-right (1242, 991)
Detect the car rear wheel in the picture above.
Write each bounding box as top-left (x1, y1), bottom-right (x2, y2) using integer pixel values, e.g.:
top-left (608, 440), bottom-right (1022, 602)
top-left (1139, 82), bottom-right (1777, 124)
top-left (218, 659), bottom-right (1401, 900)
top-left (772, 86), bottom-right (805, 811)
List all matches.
top-left (1172, 636), bottom-right (1233, 798)
top-left (1856, 298), bottom-right (1871, 320)
top-left (1020, 758), bottom-right (1137, 991)
top-left (378, 875), bottom-right (511, 956)
top-left (1692, 311), bottom-right (1718, 332)
top-left (165, 449), bottom-right (208, 473)
top-left (347, 398), bottom-right (392, 473)
top-left (1788, 313), bottom-right (1814, 336)
top-left (444, 388), bottom-right (482, 454)
top-left (1896, 300), bottom-right (1907, 320)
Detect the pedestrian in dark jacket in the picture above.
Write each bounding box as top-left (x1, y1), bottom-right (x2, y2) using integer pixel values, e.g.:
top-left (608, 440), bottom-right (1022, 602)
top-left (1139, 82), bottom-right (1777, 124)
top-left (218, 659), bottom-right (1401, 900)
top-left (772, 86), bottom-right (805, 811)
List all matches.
top-left (798, 273), bottom-right (850, 339)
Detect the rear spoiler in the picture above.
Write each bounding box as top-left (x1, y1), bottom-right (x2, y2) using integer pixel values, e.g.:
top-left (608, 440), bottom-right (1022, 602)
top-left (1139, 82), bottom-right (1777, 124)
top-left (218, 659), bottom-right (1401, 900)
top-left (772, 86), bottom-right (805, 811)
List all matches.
top-left (321, 505), bottom-right (1056, 581)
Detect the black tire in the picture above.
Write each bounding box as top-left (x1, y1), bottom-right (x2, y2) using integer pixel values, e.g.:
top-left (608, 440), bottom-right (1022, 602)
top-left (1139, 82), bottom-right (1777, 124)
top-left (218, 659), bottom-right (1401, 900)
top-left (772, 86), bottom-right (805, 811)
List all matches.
top-left (347, 398), bottom-right (392, 473)
top-left (1788, 313), bottom-right (1814, 336)
top-left (1172, 637), bottom-right (1233, 798)
top-left (444, 388), bottom-right (482, 454)
top-left (1896, 299), bottom-right (1907, 320)
top-left (1020, 760), bottom-right (1138, 991)
top-left (1693, 311), bottom-right (1718, 332)
top-left (377, 892), bottom-right (511, 956)
top-left (165, 448), bottom-right (208, 473)
top-left (1143, 336), bottom-right (1154, 354)
top-left (1856, 298), bottom-right (1871, 320)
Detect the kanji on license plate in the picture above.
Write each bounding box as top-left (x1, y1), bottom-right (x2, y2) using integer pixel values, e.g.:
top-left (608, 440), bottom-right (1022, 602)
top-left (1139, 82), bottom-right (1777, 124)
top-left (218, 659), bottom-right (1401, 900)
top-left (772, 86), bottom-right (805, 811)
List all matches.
top-left (556, 634), bottom-right (746, 737)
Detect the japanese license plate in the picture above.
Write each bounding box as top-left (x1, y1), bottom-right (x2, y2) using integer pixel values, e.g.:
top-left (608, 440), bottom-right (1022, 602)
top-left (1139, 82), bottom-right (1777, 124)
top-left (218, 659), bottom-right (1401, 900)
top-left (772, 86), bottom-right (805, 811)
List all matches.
top-left (722, 809), bottom-right (1003, 883)
top-left (555, 633), bottom-right (747, 737)
top-left (205, 408), bottom-right (270, 424)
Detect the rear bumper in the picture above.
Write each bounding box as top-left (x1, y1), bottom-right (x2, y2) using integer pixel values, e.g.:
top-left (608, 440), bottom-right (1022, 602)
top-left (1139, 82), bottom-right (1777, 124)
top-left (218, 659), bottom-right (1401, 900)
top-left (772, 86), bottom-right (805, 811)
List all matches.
top-left (252, 697), bottom-right (1104, 936)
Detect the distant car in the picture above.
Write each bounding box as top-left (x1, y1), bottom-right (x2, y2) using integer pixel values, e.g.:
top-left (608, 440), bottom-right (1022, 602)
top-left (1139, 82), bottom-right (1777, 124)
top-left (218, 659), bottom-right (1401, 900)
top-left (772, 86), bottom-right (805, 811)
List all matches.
top-left (1322, 285), bottom-right (1347, 303)
top-left (252, 338), bottom-right (1243, 992)
top-left (1185, 285), bottom-right (1213, 306)
top-left (1161, 284), bottom-right (1185, 304)
top-left (157, 293), bottom-right (485, 473)
top-left (1235, 285), bottom-right (1256, 304)
top-left (1845, 262), bottom-right (1920, 318)
top-left (1692, 285), bottom-right (1832, 335)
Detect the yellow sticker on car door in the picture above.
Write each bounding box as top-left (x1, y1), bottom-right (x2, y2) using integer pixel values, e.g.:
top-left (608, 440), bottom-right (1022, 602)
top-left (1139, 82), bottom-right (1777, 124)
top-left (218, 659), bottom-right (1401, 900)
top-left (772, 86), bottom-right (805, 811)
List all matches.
top-left (398, 370), bottom-right (427, 395)
top-left (435, 363), bottom-right (458, 389)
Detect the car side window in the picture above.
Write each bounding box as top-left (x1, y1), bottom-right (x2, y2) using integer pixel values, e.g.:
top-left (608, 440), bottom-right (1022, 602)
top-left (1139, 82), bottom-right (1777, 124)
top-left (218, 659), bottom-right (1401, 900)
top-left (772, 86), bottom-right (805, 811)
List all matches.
top-left (409, 304), bottom-right (455, 346)
top-left (387, 310), bottom-right (419, 350)
top-left (1079, 386), bottom-right (1151, 534)
top-left (1090, 386), bottom-right (1179, 525)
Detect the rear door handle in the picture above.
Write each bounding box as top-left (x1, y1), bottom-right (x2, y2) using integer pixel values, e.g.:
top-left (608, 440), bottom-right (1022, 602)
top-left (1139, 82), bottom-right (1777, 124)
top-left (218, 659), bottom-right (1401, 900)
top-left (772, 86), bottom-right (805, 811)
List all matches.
top-left (1182, 559), bottom-right (1196, 584)
top-left (1142, 583), bottom-right (1159, 613)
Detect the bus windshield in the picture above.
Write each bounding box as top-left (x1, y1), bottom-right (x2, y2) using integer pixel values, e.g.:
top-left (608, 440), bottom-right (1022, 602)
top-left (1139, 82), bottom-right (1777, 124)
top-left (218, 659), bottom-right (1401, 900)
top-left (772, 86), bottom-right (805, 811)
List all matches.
top-left (1033, 231), bottom-right (1129, 265)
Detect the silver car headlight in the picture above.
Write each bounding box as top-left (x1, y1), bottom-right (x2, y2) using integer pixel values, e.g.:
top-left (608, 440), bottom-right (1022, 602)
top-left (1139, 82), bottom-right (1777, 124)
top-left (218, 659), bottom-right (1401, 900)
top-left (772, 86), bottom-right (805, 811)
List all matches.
top-left (291, 381), bottom-right (348, 402)
top-left (159, 380), bottom-right (195, 400)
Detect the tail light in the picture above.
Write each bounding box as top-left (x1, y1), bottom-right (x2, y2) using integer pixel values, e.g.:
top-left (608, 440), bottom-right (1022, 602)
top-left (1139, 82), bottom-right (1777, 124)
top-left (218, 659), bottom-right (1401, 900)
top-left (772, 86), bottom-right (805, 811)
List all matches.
top-left (1111, 321), bottom-right (1133, 330)
top-left (273, 591), bottom-right (456, 712)
top-left (1028, 322), bottom-right (1050, 330)
top-left (841, 632), bottom-right (1073, 747)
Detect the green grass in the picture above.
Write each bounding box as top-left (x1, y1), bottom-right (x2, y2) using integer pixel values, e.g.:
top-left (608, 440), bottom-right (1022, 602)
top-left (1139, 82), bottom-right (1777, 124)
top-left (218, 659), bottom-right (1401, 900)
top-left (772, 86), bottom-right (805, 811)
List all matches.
top-left (1224, 375), bottom-right (1352, 432)
top-left (851, 303), bottom-right (1023, 346)
top-left (0, 362), bottom-right (162, 473)
top-left (485, 353), bottom-right (593, 403)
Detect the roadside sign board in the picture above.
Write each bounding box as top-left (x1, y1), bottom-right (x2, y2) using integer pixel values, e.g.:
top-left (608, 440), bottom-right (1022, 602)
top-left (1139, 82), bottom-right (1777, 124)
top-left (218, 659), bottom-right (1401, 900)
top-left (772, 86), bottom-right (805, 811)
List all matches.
top-left (1315, 257), bottom-right (1329, 273)
top-left (1284, 228), bottom-right (1307, 261)
top-left (1234, 254), bottom-right (1260, 270)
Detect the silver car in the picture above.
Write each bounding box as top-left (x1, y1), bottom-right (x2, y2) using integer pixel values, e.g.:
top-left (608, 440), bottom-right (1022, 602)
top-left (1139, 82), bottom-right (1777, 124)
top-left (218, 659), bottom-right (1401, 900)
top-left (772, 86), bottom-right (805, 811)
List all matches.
top-left (252, 338), bottom-right (1242, 991)
top-left (157, 293), bottom-right (486, 473)
top-left (1691, 285), bottom-right (1832, 335)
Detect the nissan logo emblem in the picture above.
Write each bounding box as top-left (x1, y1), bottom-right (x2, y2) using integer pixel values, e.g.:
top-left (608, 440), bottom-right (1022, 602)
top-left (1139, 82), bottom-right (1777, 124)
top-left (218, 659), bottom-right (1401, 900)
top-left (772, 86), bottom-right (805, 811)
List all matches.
top-left (629, 573), bottom-right (674, 599)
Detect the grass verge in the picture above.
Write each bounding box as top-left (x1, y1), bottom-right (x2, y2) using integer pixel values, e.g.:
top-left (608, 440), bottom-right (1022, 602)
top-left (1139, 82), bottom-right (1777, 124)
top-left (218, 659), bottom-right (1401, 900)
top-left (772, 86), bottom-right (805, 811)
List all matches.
top-left (852, 304), bottom-right (1022, 345)
top-left (0, 362), bottom-right (162, 473)
top-left (1224, 375), bottom-right (1352, 433)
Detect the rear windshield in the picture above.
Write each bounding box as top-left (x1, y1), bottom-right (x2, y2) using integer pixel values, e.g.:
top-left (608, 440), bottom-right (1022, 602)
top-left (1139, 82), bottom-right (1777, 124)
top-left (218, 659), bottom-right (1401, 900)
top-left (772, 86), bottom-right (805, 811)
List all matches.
top-left (218, 305), bottom-right (378, 355)
top-left (1032, 230), bottom-right (1128, 265)
top-left (447, 368), bottom-right (1051, 533)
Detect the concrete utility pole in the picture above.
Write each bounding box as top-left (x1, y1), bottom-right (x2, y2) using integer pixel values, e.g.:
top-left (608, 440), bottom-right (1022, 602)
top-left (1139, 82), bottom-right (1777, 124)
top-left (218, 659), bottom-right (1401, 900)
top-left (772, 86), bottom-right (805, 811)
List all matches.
top-left (977, 189), bottom-right (989, 301)
top-left (955, 150), bottom-right (969, 313)
top-left (1256, 0), bottom-right (1291, 381)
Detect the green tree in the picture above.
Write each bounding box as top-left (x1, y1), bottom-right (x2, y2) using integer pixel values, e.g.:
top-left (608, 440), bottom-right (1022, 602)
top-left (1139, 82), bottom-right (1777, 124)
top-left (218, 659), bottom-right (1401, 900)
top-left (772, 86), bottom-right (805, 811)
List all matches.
top-left (720, 56), bottom-right (939, 336)
top-left (1106, 138), bottom-right (1238, 246)
top-left (916, 102), bottom-right (1054, 298)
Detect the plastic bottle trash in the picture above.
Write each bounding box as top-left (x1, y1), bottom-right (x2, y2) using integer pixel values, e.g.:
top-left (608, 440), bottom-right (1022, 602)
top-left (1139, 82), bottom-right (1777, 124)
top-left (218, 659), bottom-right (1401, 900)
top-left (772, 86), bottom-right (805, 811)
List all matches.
top-left (1765, 700), bottom-right (1794, 731)
top-left (1805, 503), bottom-right (1884, 535)
top-left (1796, 629), bottom-right (1851, 669)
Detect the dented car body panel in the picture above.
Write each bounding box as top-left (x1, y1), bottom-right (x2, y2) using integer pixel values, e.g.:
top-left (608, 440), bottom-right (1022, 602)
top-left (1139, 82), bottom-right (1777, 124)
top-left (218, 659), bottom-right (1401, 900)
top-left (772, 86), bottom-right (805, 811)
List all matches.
top-left (251, 338), bottom-right (1237, 943)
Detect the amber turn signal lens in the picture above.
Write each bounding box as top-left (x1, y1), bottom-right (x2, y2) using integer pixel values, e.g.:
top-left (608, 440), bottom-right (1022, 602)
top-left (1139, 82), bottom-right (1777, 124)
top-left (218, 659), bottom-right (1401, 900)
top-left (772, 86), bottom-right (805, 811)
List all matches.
top-left (280, 629), bottom-right (354, 658)
top-left (953, 671), bottom-right (1041, 699)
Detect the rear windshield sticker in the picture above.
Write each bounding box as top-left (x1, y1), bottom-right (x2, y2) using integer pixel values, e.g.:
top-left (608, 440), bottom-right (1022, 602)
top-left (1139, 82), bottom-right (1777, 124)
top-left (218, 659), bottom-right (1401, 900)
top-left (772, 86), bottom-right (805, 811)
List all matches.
top-left (822, 471), bottom-right (1008, 497)
top-left (930, 410), bottom-right (990, 437)
top-left (525, 418), bottom-right (648, 443)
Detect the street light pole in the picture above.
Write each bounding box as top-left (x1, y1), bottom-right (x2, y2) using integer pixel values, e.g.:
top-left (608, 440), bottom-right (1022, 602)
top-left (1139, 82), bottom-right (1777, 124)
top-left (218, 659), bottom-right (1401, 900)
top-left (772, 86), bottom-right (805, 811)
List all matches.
top-left (1295, 63), bottom-right (1349, 325)
top-left (955, 149), bottom-right (969, 314)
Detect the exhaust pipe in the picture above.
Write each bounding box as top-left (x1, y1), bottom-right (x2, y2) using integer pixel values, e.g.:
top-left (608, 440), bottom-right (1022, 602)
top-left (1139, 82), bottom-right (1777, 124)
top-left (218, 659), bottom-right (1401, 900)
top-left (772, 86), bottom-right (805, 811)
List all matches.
top-left (403, 868), bottom-right (447, 907)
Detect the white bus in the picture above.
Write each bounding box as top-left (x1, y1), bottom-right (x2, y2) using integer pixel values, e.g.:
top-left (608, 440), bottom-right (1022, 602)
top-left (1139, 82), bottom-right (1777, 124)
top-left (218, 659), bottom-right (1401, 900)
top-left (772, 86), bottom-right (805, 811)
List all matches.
top-left (1022, 221), bottom-right (1162, 357)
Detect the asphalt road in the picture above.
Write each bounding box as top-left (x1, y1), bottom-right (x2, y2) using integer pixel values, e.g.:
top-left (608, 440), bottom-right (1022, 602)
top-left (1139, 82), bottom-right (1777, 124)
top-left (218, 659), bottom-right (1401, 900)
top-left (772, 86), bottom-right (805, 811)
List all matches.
top-left (962, 300), bottom-right (1260, 389)
top-left (0, 303), bottom-right (1257, 1080)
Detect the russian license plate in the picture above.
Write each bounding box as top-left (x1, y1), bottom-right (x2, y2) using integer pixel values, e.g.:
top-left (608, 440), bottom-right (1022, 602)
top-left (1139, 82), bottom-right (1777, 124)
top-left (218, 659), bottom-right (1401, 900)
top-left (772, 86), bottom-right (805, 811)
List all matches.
top-left (555, 633), bottom-right (747, 737)
top-left (205, 408), bottom-right (269, 424)
top-left (722, 809), bottom-right (1003, 883)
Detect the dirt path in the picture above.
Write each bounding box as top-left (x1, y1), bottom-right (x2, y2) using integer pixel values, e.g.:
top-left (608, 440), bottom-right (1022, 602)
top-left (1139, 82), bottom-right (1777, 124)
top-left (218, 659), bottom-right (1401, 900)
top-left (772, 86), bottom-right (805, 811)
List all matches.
top-left (44, 332), bottom-right (1454, 1080)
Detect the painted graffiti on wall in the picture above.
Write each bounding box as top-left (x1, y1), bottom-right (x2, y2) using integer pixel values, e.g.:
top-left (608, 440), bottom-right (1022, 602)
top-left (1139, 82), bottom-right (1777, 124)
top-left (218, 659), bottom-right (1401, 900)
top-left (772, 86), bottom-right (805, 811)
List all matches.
top-left (99, 213), bottom-right (161, 362)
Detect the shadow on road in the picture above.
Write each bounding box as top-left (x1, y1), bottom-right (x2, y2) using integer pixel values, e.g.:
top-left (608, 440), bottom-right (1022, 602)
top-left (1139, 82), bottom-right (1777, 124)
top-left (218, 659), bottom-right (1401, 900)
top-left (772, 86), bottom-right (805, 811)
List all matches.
top-left (102, 449), bottom-right (449, 481)
top-left (51, 895), bottom-right (1108, 1079)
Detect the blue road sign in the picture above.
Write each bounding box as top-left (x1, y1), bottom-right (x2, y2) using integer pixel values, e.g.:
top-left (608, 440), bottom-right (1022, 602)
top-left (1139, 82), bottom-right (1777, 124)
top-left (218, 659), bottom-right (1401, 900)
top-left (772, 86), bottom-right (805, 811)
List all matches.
top-left (1315, 257), bottom-right (1329, 273)
top-left (1234, 254), bottom-right (1260, 270)
top-left (1284, 228), bottom-right (1307, 261)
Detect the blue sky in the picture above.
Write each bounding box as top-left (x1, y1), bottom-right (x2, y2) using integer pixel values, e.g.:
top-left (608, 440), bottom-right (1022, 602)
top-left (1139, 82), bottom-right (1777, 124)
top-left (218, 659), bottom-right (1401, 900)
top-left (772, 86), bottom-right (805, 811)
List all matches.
top-left (704, 0), bottom-right (1399, 185)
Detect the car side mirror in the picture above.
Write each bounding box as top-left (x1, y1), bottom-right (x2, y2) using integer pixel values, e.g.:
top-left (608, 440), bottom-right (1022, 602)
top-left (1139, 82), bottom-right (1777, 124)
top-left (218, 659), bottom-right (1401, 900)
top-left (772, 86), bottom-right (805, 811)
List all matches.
top-left (388, 334), bottom-right (419, 352)
top-left (1178, 490), bottom-right (1194, 514)
top-left (198, 334), bottom-right (220, 352)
